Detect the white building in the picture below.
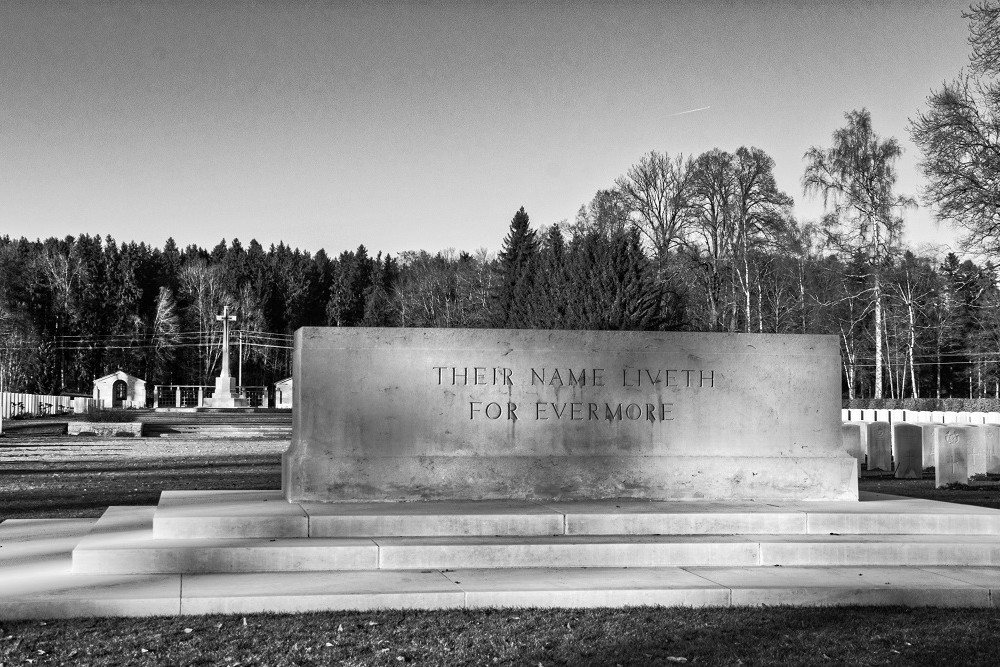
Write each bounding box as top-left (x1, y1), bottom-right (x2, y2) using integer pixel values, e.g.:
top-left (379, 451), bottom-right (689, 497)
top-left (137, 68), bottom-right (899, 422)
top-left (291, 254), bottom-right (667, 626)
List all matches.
top-left (274, 377), bottom-right (293, 408)
top-left (93, 371), bottom-right (146, 409)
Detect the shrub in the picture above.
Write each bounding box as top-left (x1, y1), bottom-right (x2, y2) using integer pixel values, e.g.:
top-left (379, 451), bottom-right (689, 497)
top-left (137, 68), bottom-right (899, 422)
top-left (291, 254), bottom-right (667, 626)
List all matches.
top-left (842, 397), bottom-right (1000, 412)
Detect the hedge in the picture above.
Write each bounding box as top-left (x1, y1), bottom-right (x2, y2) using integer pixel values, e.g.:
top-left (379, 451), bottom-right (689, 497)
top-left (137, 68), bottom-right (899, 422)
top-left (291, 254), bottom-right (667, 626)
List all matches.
top-left (843, 398), bottom-right (1000, 412)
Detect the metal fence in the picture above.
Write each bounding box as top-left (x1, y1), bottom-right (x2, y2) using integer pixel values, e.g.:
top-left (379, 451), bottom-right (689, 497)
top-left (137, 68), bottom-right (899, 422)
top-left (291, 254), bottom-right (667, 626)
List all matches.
top-left (1, 392), bottom-right (99, 419)
top-left (153, 385), bottom-right (269, 408)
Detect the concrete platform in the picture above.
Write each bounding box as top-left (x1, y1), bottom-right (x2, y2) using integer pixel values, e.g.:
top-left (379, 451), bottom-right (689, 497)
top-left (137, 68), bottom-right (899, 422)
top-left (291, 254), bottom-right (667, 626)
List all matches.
top-left (4, 491), bottom-right (1000, 618)
top-left (151, 490), bottom-right (1000, 538)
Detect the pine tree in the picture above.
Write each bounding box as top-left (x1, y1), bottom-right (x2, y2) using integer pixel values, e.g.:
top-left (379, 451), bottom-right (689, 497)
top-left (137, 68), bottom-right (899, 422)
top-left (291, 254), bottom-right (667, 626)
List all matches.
top-left (493, 207), bottom-right (539, 328)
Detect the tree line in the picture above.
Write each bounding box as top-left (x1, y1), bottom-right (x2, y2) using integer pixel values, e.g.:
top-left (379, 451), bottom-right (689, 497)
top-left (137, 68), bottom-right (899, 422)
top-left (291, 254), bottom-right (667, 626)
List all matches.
top-left (3, 2), bottom-right (1000, 401)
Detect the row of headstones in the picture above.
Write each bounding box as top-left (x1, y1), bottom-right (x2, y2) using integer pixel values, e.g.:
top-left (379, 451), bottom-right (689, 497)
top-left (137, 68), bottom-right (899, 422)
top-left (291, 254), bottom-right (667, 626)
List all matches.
top-left (842, 421), bottom-right (998, 487)
top-left (841, 409), bottom-right (1000, 424)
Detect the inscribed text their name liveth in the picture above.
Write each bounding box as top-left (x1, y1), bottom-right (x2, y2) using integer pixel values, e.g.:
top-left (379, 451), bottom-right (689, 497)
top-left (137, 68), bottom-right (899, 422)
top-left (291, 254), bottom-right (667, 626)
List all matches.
top-left (431, 366), bottom-right (717, 423)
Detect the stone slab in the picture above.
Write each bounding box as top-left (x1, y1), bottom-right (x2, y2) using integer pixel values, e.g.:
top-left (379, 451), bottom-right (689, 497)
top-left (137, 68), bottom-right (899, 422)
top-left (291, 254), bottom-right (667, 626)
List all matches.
top-left (154, 489), bottom-right (308, 538)
top-left (0, 518), bottom-right (97, 570)
top-left (73, 506), bottom-right (378, 574)
top-left (0, 571), bottom-right (182, 619)
top-left (304, 500), bottom-right (563, 537)
top-left (283, 328), bottom-right (855, 502)
top-left (757, 534), bottom-right (1000, 566)
top-left (289, 455), bottom-right (859, 503)
top-left (374, 535), bottom-right (761, 570)
top-left (445, 567), bottom-right (730, 608)
top-left (538, 500), bottom-right (808, 535)
top-left (180, 570), bottom-right (463, 614)
top-left (0, 518), bottom-right (182, 619)
top-left (920, 566), bottom-right (1000, 595)
top-left (693, 566), bottom-right (991, 607)
top-left (67, 421), bottom-right (143, 437)
top-left (793, 492), bottom-right (1000, 535)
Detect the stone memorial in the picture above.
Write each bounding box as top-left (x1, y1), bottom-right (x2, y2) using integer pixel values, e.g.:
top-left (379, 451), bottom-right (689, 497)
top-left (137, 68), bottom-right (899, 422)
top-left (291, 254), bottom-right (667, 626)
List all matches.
top-left (888, 409), bottom-right (906, 423)
top-left (935, 425), bottom-right (971, 487)
top-left (920, 424), bottom-right (938, 469)
top-left (283, 328), bottom-right (858, 502)
top-left (943, 411), bottom-right (961, 424)
top-left (892, 423), bottom-right (922, 479)
top-left (206, 305), bottom-right (247, 409)
top-left (864, 421), bottom-right (892, 471)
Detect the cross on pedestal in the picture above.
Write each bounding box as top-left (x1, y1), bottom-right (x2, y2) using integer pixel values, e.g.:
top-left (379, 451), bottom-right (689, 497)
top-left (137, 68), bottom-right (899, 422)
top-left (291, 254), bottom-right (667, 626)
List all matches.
top-left (216, 305), bottom-right (237, 379)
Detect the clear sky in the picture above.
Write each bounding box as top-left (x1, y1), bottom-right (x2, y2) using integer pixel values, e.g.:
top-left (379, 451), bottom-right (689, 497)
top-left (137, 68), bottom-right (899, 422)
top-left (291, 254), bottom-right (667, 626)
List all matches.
top-left (0, 0), bottom-right (974, 258)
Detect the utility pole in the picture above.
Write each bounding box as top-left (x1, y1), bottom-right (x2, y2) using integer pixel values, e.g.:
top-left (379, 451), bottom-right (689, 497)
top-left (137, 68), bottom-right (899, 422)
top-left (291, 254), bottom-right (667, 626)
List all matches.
top-left (238, 329), bottom-right (243, 388)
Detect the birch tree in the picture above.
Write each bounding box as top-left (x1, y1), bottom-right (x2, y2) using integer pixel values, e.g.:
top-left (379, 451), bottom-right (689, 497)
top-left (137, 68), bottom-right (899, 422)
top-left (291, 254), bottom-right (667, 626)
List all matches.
top-left (803, 109), bottom-right (914, 399)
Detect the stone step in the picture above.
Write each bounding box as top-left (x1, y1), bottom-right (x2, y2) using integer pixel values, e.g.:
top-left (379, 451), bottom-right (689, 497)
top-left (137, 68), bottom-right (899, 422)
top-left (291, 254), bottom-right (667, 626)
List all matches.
top-left (150, 490), bottom-right (1000, 539)
top-left (73, 506), bottom-right (1000, 574)
top-left (10, 518), bottom-right (1000, 619)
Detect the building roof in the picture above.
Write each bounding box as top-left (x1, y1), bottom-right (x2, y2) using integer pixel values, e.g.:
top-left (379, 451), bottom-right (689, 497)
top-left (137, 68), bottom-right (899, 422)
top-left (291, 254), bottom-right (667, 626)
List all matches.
top-left (94, 370), bottom-right (145, 384)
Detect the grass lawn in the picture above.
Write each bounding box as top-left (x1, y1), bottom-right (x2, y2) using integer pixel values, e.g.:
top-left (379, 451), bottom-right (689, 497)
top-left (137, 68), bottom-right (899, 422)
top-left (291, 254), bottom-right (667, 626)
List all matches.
top-left (4, 606), bottom-right (1000, 666)
top-left (3, 437), bottom-right (1000, 665)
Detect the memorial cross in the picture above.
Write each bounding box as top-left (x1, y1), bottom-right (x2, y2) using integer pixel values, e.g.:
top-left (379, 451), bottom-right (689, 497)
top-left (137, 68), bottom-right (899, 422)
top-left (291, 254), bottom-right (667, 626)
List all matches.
top-left (216, 305), bottom-right (237, 378)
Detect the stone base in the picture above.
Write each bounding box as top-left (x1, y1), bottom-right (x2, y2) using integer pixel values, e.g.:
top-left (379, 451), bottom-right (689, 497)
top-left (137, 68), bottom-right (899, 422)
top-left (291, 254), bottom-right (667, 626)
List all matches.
top-left (5, 491), bottom-right (1000, 618)
top-left (282, 455), bottom-right (860, 502)
top-left (206, 376), bottom-right (247, 409)
top-left (67, 422), bottom-right (143, 437)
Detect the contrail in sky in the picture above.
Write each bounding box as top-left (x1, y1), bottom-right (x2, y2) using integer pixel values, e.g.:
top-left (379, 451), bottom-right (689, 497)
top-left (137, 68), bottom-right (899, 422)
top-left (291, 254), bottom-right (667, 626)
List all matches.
top-left (666, 106), bottom-right (711, 117)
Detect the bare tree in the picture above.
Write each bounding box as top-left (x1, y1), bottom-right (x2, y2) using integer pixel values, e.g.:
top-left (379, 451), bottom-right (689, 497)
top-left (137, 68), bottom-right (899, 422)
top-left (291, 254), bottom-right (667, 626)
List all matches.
top-left (803, 109), bottom-right (914, 399)
top-left (911, 1), bottom-right (1000, 254)
top-left (615, 151), bottom-right (692, 264)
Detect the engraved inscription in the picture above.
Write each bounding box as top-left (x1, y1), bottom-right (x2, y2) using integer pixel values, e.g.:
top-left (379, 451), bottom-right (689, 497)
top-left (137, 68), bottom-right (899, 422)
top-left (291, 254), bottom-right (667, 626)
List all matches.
top-left (436, 364), bottom-right (715, 423)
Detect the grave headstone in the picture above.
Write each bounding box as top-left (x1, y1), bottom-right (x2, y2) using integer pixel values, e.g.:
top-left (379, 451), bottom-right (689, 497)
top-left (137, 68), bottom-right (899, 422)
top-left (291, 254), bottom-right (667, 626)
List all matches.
top-left (841, 409), bottom-right (850, 422)
top-left (910, 411), bottom-right (934, 423)
top-left (841, 423), bottom-right (864, 471)
top-left (861, 409), bottom-right (878, 422)
top-left (935, 425), bottom-right (971, 488)
top-left (931, 411), bottom-right (946, 423)
top-left (892, 423), bottom-right (922, 479)
top-left (942, 411), bottom-right (961, 424)
top-left (888, 409), bottom-right (906, 423)
top-left (864, 421), bottom-right (892, 471)
top-left (985, 413), bottom-right (1000, 425)
top-left (874, 409), bottom-right (892, 422)
top-left (971, 425), bottom-right (1000, 476)
top-left (920, 424), bottom-right (938, 469)
top-left (983, 424), bottom-right (1000, 474)
top-left (283, 328), bottom-right (858, 502)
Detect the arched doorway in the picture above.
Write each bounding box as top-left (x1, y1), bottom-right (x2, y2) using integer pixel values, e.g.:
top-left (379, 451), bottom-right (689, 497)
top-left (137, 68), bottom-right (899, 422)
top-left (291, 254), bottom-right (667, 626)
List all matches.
top-left (112, 379), bottom-right (128, 408)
